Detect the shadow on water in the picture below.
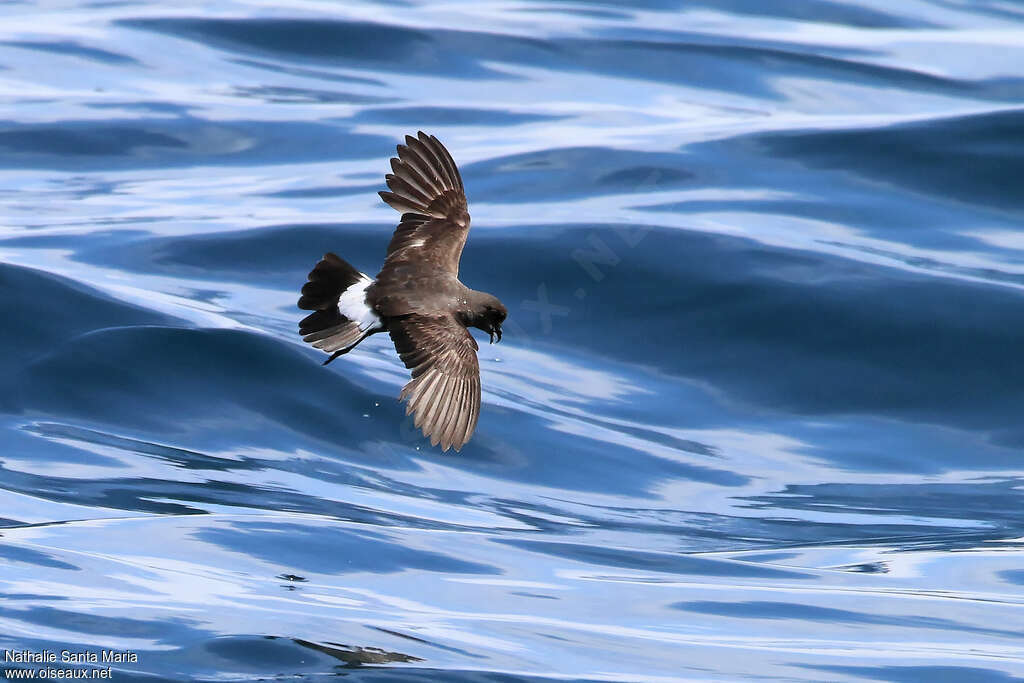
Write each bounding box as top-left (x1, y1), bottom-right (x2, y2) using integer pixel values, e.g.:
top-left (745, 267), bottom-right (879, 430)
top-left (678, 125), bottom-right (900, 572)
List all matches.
top-left (7, 326), bottom-right (386, 446)
top-left (119, 17), bottom-right (1024, 101)
top-left (0, 545), bottom-right (81, 572)
top-left (750, 108), bottom-right (1024, 213)
top-left (803, 665), bottom-right (1024, 683)
top-left (196, 520), bottom-right (500, 575)
top-left (0, 119), bottom-right (391, 170)
top-left (351, 106), bottom-right (568, 127)
top-left (742, 479), bottom-right (1024, 542)
top-left (497, 538), bottom-right (808, 578)
top-left (0, 262), bottom-right (175, 368)
top-left (0, 40), bottom-right (140, 65)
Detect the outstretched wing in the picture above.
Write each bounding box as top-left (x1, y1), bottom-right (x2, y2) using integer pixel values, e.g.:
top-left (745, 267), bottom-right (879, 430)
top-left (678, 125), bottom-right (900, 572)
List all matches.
top-left (389, 313), bottom-right (481, 452)
top-left (377, 131), bottom-right (470, 279)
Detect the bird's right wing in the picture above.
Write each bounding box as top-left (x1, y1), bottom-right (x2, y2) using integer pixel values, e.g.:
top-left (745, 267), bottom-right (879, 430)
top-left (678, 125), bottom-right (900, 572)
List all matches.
top-left (389, 313), bottom-right (481, 452)
top-left (377, 132), bottom-right (471, 278)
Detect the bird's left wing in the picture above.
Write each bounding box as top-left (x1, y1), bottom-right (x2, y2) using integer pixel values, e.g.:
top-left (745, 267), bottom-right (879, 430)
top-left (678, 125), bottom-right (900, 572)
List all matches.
top-left (389, 313), bottom-right (481, 452)
top-left (377, 131), bottom-right (470, 278)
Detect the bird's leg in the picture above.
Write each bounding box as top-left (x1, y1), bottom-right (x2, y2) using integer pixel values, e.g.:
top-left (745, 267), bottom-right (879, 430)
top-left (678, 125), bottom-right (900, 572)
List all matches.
top-left (323, 348), bottom-right (348, 365)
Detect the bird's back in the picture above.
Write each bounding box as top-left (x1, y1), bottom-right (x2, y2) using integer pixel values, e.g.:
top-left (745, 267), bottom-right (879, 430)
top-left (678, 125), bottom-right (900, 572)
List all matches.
top-left (368, 269), bottom-right (467, 320)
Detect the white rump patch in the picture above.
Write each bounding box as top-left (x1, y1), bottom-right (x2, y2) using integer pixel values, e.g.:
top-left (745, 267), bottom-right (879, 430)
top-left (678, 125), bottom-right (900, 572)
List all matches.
top-left (339, 275), bottom-right (382, 332)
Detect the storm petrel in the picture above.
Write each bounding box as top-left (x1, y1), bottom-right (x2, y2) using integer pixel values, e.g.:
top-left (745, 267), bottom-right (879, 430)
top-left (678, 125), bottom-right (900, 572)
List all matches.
top-left (297, 132), bottom-right (507, 452)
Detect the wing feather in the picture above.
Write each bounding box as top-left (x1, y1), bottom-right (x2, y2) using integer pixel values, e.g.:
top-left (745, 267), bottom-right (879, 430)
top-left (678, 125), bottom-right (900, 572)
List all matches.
top-left (389, 157), bottom-right (434, 198)
top-left (376, 131), bottom-right (471, 280)
top-left (405, 134), bottom-right (448, 188)
top-left (441, 379), bottom-right (467, 450)
top-left (384, 173), bottom-right (432, 207)
top-left (421, 376), bottom-right (449, 437)
top-left (389, 314), bottom-right (482, 452)
top-left (423, 133), bottom-right (464, 193)
top-left (397, 140), bottom-right (443, 195)
top-left (433, 377), bottom-right (460, 448)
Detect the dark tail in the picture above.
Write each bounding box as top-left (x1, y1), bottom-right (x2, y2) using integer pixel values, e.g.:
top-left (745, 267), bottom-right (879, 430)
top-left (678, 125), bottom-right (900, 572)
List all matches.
top-left (298, 253), bottom-right (374, 359)
top-left (298, 252), bottom-right (363, 312)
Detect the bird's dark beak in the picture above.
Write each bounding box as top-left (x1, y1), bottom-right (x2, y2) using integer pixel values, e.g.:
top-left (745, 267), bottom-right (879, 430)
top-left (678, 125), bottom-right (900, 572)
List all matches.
top-left (489, 324), bottom-right (502, 344)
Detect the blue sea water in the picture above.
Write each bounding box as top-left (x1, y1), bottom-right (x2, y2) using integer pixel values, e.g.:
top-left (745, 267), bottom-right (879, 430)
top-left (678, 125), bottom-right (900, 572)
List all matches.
top-left (1, 1), bottom-right (1024, 680)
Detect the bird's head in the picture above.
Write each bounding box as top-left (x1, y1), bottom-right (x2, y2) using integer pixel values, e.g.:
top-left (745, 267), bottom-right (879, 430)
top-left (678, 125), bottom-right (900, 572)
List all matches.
top-left (469, 293), bottom-right (507, 344)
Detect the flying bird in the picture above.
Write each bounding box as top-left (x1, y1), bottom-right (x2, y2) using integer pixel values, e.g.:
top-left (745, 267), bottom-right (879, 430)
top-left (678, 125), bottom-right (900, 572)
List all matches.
top-left (297, 132), bottom-right (507, 452)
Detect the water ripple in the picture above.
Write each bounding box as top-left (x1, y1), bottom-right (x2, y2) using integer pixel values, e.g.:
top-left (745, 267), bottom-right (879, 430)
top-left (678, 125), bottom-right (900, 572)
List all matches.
top-left (2, 1), bottom-right (1024, 680)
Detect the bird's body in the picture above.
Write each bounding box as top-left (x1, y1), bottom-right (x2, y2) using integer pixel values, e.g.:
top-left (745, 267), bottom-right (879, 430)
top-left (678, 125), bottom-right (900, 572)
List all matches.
top-left (297, 132), bottom-right (506, 452)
